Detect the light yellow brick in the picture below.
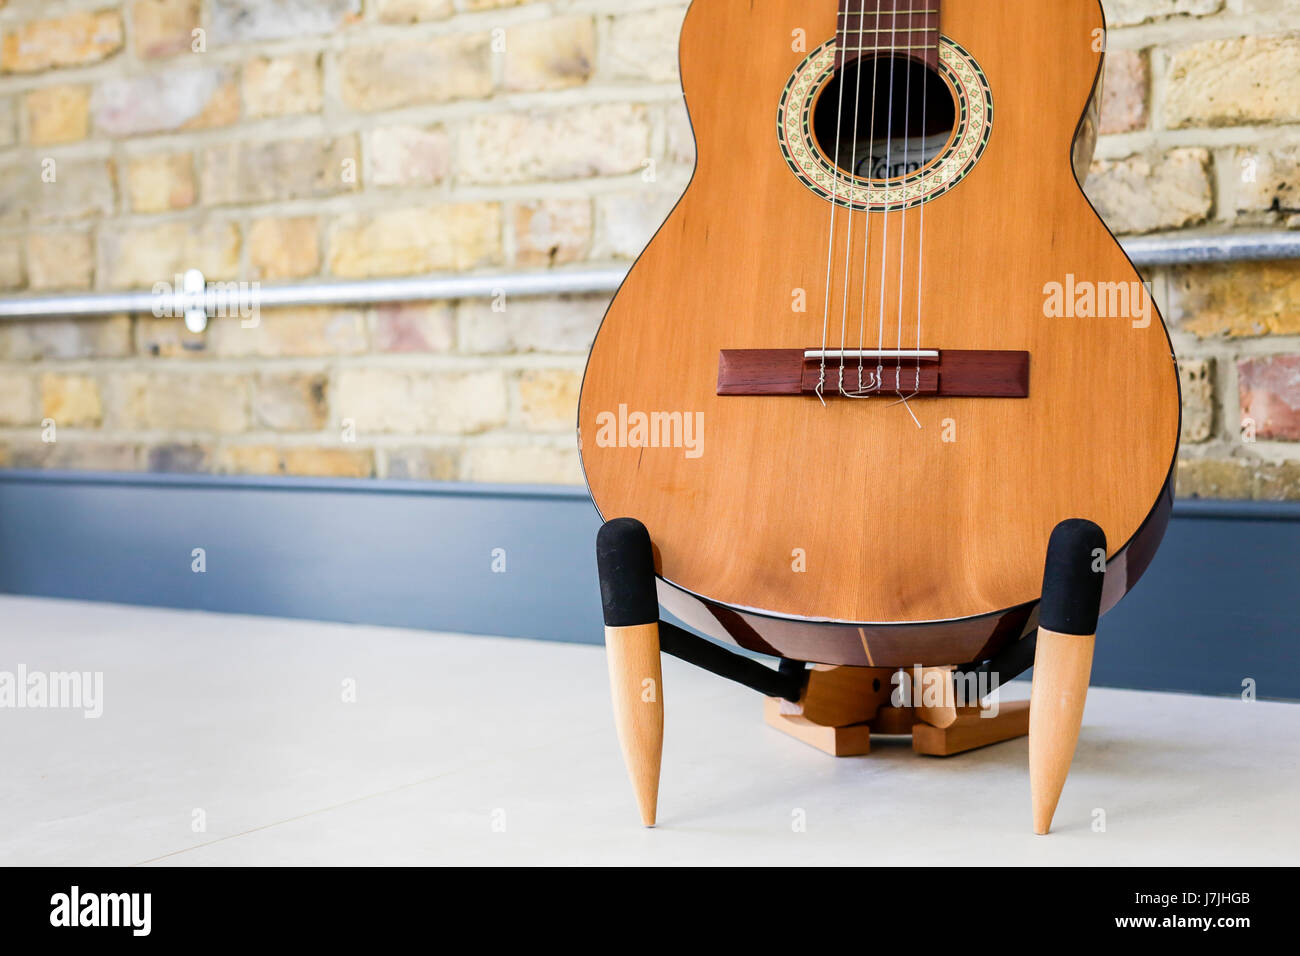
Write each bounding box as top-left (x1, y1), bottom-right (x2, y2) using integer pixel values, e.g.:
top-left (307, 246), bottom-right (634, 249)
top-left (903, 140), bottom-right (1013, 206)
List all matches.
top-left (29, 159), bottom-right (116, 224)
top-left (243, 53), bottom-right (323, 119)
top-left (24, 85), bottom-right (91, 145)
top-left (1224, 145), bottom-right (1300, 225)
top-left (383, 446), bottom-right (458, 480)
top-left (457, 104), bottom-right (651, 185)
top-left (252, 372), bottom-right (329, 431)
top-left (134, 315), bottom-right (207, 358)
top-left (199, 136), bottom-right (359, 206)
top-left (1164, 36), bottom-right (1300, 128)
top-left (208, 308), bottom-right (367, 358)
top-left (5, 441), bottom-right (139, 472)
top-left (513, 369), bottom-right (581, 430)
top-left (339, 35), bottom-right (491, 111)
top-left (332, 368), bottom-right (507, 435)
top-left (41, 373), bottom-right (102, 427)
top-left (281, 447), bottom-right (373, 478)
top-left (209, 0), bottom-right (361, 43)
top-left (460, 445), bottom-right (583, 485)
top-left (216, 445), bottom-right (374, 478)
top-left (1176, 457), bottom-right (1300, 501)
top-left (113, 372), bottom-right (248, 433)
top-left (1106, 0), bottom-right (1223, 28)
top-left (0, 316), bottom-right (130, 361)
top-left (457, 296), bottom-right (605, 354)
top-left (28, 231), bottom-right (95, 291)
top-left (1099, 49), bottom-right (1148, 135)
top-left (514, 199), bottom-right (592, 267)
top-left (327, 204), bottom-right (501, 278)
top-left (605, 7), bottom-right (686, 83)
top-left (132, 0), bottom-right (201, 59)
top-left (2, 10), bottom-right (124, 73)
top-left (216, 445), bottom-right (281, 475)
top-left (374, 0), bottom-right (453, 22)
top-left (0, 98), bottom-right (17, 148)
top-left (366, 126), bottom-right (450, 187)
top-left (1177, 358), bottom-right (1214, 443)
top-left (0, 374), bottom-right (36, 426)
top-left (97, 221), bottom-right (241, 289)
top-left (1169, 261), bottom-right (1300, 338)
top-left (248, 217), bottom-right (321, 280)
top-left (126, 153), bottom-right (196, 213)
top-left (1085, 149), bottom-right (1212, 235)
top-left (460, 0), bottom-right (528, 11)
top-left (0, 236), bottom-right (23, 290)
top-left (503, 17), bottom-right (595, 92)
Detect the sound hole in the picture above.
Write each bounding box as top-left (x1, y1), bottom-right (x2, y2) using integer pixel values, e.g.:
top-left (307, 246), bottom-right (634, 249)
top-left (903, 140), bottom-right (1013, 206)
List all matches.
top-left (812, 55), bottom-right (956, 182)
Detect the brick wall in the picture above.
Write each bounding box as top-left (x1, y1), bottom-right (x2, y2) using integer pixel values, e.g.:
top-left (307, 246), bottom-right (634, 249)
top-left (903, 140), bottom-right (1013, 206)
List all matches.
top-left (0, 0), bottom-right (1296, 497)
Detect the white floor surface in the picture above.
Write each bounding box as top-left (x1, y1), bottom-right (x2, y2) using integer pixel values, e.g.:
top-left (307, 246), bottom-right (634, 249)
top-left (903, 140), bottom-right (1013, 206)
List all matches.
top-left (1, 595), bottom-right (1295, 866)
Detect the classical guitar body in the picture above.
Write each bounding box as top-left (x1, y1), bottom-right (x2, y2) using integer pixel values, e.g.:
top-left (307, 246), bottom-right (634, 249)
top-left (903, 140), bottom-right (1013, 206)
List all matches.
top-left (579, 0), bottom-right (1181, 668)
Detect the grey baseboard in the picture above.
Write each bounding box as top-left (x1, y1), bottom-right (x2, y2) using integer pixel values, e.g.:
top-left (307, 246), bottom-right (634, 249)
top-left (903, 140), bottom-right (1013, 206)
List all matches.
top-left (0, 469), bottom-right (1296, 699)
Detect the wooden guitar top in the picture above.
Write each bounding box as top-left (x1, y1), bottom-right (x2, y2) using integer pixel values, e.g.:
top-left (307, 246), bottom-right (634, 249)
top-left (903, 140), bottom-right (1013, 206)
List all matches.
top-left (579, 0), bottom-right (1180, 630)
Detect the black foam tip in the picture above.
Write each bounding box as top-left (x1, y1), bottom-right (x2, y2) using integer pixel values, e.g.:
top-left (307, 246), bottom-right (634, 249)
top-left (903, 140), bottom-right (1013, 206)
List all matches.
top-left (596, 517), bottom-right (659, 628)
top-left (1039, 518), bottom-right (1107, 636)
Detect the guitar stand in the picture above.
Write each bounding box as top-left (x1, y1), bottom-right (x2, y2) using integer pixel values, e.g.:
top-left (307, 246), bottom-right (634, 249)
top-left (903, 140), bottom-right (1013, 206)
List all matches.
top-left (596, 516), bottom-right (1106, 834)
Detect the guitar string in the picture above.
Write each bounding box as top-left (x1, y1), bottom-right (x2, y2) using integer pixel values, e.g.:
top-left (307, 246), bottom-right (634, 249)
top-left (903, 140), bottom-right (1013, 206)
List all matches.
top-left (911, 30), bottom-right (930, 397)
top-left (889, 8), bottom-right (932, 414)
top-left (816, 4), bottom-right (854, 406)
top-left (894, 19), bottom-right (913, 396)
top-left (836, 0), bottom-right (873, 397)
top-left (847, 0), bottom-right (889, 395)
top-left (824, 4), bottom-right (933, 407)
top-left (872, 2), bottom-right (899, 397)
top-left (837, 0), bottom-right (878, 398)
top-left (891, 13), bottom-right (923, 428)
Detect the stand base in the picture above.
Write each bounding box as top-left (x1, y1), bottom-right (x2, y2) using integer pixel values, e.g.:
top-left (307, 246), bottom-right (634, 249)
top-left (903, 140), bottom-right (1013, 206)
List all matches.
top-left (763, 665), bottom-right (1031, 759)
top-left (597, 516), bottom-right (1105, 835)
top-left (762, 698), bottom-right (874, 756)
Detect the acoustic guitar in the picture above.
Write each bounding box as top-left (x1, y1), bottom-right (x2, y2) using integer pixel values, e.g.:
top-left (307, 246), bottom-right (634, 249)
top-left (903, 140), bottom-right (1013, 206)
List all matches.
top-left (579, 0), bottom-right (1181, 671)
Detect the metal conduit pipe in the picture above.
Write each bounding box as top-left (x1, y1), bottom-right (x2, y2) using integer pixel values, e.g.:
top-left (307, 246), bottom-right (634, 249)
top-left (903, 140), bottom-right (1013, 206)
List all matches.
top-left (0, 231), bottom-right (1296, 324)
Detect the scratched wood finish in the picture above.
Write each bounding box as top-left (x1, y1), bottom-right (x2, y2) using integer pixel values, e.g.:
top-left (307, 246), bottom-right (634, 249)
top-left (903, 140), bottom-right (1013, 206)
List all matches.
top-left (578, 0), bottom-right (1180, 641)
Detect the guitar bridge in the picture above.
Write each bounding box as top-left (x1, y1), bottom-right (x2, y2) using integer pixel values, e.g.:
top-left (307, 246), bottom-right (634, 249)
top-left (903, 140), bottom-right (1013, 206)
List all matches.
top-left (716, 349), bottom-right (1030, 398)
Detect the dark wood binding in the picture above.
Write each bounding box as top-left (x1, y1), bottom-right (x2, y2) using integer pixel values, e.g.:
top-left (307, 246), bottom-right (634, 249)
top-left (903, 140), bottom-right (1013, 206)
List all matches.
top-left (838, 0), bottom-right (941, 70)
top-left (717, 349), bottom-right (1029, 398)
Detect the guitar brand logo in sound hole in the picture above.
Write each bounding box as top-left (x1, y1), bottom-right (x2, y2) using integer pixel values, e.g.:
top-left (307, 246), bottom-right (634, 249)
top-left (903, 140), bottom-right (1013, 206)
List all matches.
top-left (778, 38), bottom-right (993, 212)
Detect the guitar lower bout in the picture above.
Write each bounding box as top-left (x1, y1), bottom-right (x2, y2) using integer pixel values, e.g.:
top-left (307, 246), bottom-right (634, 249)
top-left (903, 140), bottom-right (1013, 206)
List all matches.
top-left (578, 0), bottom-right (1181, 662)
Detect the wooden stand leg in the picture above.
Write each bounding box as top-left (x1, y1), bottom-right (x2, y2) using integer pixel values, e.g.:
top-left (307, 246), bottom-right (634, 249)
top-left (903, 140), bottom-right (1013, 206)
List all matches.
top-left (605, 621), bottom-right (663, 826)
top-left (1028, 518), bottom-right (1107, 835)
top-left (596, 518), bottom-right (664, 827)
top-left (1030, 629), bottom-right (1095, 833)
